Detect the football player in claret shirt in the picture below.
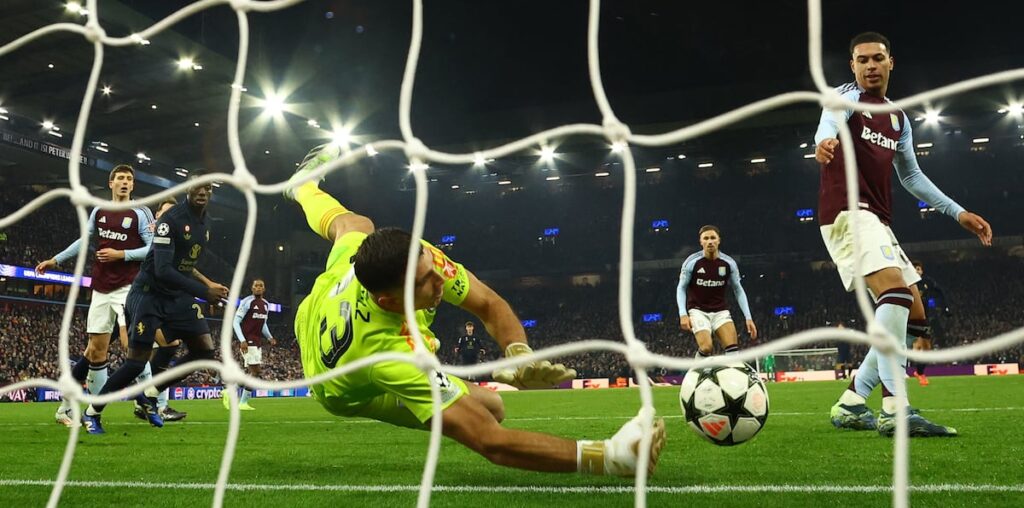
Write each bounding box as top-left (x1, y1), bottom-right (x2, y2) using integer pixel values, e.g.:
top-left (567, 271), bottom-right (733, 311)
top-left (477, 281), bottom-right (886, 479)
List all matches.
top-left (223, 278), bottom-right (277, 410)
top-left (815, 32), bottom-right (991, 437)
top-left (37, 164), bottom-right (154, 426)
top-left (284, 143), bottom-right (665, 477)
top-left (676, 225), bottom-right (757, 358)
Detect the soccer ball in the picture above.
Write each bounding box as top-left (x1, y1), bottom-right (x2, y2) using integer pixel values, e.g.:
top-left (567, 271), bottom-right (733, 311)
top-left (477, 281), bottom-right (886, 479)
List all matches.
top-left (678, 363), bottom-right (769, 446)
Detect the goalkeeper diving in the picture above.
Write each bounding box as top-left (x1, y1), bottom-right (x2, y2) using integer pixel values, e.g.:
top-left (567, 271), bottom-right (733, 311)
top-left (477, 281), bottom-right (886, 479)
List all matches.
top-left (287, 144), bottom-right (666, 476)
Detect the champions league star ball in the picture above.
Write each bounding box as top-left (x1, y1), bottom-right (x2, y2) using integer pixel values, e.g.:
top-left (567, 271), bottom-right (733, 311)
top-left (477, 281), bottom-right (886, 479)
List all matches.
top-left (679, 363), bottom-right (769, 446)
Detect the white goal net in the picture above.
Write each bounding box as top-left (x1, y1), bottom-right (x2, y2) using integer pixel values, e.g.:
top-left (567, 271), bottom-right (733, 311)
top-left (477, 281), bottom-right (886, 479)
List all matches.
top-left (0, 1), bottom-right (1022, 507)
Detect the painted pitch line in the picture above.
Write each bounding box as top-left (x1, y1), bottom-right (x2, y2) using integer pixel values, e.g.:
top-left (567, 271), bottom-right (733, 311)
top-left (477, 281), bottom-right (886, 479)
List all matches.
top-left (1, 479), bottom-right (1023, 494)
top-left (1, 407), bottom-right (1022, 428)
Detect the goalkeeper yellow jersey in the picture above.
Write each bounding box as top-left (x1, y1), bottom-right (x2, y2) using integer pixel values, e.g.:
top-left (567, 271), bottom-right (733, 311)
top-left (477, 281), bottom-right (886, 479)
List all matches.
top-left (295, 232), bottom-right (471, 422)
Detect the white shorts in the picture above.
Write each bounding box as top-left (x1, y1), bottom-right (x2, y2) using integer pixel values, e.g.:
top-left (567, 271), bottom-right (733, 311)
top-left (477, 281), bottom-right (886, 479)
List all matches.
top-left (86, 285), bottom-right (130, 334)
top-left (243, 346), bottom-right (262, 367)
top-left (688, 309), bottom-right (733, 334)
top-left (820, 210), bottom-right (921, 292)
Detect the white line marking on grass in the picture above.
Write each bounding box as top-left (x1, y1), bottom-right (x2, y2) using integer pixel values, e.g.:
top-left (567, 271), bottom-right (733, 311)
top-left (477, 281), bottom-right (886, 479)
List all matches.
top-left (1, 407), bottom-right (1022, 427)
top-left (1, 479), bottom-right (1023, 494)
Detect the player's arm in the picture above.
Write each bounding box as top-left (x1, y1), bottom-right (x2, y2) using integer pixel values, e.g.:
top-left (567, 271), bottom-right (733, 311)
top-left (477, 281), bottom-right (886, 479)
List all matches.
top-left (152, 215), bottom-right (221, 300)
top-left (813, 87), bottom-right (856, 164)
top-left (894, 113), bottom-right (992, 245)
top-left (261, 321), bottom-right (276, 346)
top-left (676, 257), bottom-right (694, 332)
top-left (725, 256), bottom-right (757, 339)
top-left (37, 207), bottom-right (97, 273)
top-left (232, 297), bottom-right (250, 343)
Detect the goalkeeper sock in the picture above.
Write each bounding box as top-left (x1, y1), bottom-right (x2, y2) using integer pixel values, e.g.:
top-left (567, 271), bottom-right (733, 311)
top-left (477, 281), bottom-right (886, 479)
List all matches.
top-left (577, 415), bottom-right (665, 477)
top-left (723, 345), bottom-right (739, 356)
top-left (295, 184), bottom-right (350, 241)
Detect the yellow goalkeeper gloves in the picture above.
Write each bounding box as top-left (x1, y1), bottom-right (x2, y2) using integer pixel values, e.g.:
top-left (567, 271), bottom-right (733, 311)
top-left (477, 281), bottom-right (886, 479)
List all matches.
top-left (492, 343), bottom-right (576, 389)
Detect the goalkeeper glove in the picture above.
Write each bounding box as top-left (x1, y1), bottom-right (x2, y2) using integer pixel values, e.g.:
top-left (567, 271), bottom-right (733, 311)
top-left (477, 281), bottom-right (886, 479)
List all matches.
top-left (492, 343), bottom-right (576, 389)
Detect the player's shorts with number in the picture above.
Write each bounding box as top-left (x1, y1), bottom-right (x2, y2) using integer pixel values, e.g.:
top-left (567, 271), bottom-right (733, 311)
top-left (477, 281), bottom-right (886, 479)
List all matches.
top-left (688, 309), bottom-right (733, 333)
top-left (242, 345), bottom-right (262, 366)
top-left (124, 286), bottom-right (210, 347)
top-left (295, 232), bottom-right (471, 430)
top-left (820, 210), bottom-right (921, 292)
top-left (86, 285), bottom-right (130, 334)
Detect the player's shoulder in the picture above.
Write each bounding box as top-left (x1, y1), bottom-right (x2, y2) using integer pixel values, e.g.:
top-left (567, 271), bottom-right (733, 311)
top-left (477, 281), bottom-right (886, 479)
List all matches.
top-left (834, 82), bottom-right (862, 101)
top-left (160, 203), bottom-right (189, 222)
top-left (719, 252), bottom-right (738, 265)
top-left (683, 251), bottom-right (703, 265)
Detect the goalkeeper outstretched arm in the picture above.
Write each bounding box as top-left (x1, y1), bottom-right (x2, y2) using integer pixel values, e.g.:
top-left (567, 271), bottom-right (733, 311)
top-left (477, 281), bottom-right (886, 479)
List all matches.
top-left (457, 269), bottom-right (576, 388)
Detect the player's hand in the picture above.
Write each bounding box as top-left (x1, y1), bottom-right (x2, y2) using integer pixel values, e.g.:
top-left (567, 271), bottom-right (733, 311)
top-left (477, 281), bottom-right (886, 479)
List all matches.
top-left (679, 315), bottom-right (691, 332)
top-left (492, 343), bottom-right (576, 389)
top-left (815, 138), bottom-right (839, 164)
top-left (207, 283), bottom-right (229, 301)
top-left (746, 319), bottom-right (758, 340)
top-left (240, 342), bottom-right (248, 354)
top-left (35, 258), bottom-right (58, 275)
top-left (269, 337), bottom-right (277, 347)
top-left (95, 248), bottom-right (125, 263)
top-left (957, 211), bottom-right (992, 246)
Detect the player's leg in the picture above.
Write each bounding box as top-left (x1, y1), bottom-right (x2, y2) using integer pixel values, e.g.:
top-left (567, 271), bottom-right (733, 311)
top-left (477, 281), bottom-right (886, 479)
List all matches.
top-left (151, 335), bottom-right (186, 421)
top-left (711, 314), bottom-right (740, 356)
top-left (285, 143), bottom-right (374, 243)
top-left (688, 310), bottom-right (715, 357)
top-left (58, 297), bottom-right (116, 425)
top-left (239, 358), bottom-right (260, 410)
top-left (907, 284), bottom-right (931, 385)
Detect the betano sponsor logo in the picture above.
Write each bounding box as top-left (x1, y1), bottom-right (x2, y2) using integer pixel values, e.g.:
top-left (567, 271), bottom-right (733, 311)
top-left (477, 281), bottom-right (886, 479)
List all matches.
top-left (98, 228), bottom-right (129, 242)
top-left (696, 278), bottom-right (726, 287)
top-left (860, 126), bottom-right (898, 151)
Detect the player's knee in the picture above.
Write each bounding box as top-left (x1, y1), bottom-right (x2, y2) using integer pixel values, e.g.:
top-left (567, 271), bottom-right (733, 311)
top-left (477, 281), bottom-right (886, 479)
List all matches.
top-left (698, 343), bottom-right (714, 356)
top-left (84, 346), bottom-right (107, 363)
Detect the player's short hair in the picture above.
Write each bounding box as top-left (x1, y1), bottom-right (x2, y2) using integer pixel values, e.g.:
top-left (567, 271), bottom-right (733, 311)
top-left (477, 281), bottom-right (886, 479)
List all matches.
top-left (157, 197), bottom-right (177, 209)
top-left (912, 259), bottom-right (923, 269)
top-left (465, 321), bottom-right (474, 327)
top-left (109, 164), bottom-right (134, 181)
top-left (353, 227), bottom-right (416, 294)
top-left (698, 225), bottom-right (721, 237)
top-left (252, 278), bottom-right (265, 284)
top-left (849, 32), bottom-right (891, 56)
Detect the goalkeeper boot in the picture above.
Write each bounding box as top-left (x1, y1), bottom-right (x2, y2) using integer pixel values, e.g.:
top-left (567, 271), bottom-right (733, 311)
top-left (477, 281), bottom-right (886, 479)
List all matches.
top-left (877, 409), bottom-right (957, 437)
top-left (580, 415), bottom-right (667, 477)
top-left (283, 143), bottom-right (340, 201)
top-left (830, 401), bottom-right (878, 430)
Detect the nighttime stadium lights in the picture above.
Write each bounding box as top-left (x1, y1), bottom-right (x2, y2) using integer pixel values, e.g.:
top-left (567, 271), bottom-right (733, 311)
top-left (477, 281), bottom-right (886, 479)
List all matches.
top-left (698, 162), bottom-right (714, 168)
top-left (330, 128), bottom-right (351, 147)
top-left (65, 1), bottom-right (87, 15)
top-left (973, 137), bottom-right (990, 144)
top-left (498, 180), bottom-right (512, 185)
top-left (750, 158), bottom-right (766, 164)
top-left (676, 154), bottom-right (686, 159)
top-left (546, 176), bottom-right (561, 181)
top-left (917, 142), bottom-right (934, 148)
top-left (136, 152), bottom-right (150, 161)
top-left (264, 150), bottom-right (271, 154)
top-left (595, 171), bottom-right (610, 177)
top-left (262, 93), bottom-right (285, 116)
top-left (451, 185), bottom-right (460, 189)
top-left (41, 121), bottom-right (54, 130)
top-left (0, 108), bottom-right (9, 121)
top-left (799, 142), bottom-right (808, 148)
top-left (364, 144), bottom-right (378, 157)
top-left (176, 58), bottom-right (202, 71)
top-left (473, 153), bottom-right (486, 166)
top-left (803, 153), bottom-right (815, 159)
top-left (193, 122), bottom-right (200, 127)
top-left (645, 167), bottom-right (660, 173)
top-left (150, 104), bottom-right (158, 110)
top-left (923, 109), bottom-right (941, 125)
top-left (130, 33), bottom-right (151, 45)
top-left (1007, 103), bottom-right (1024, 116)
top-left (407, 162), bottom-right (429, 172)
top-left (47, 63), bottom-right (54, 69)
top-left (101, 85), bottom-right (112, 95)
top-left (610, 142), bottom-right (625, 153)
top-left (539, 146), bottom-right (557, 162)
top-left (306, 118), bottom-right (320, 128)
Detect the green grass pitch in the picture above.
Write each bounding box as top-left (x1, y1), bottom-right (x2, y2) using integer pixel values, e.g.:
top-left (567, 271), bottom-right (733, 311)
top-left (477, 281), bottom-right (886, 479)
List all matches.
top-left (1, 375), bottom-right (1022, 507)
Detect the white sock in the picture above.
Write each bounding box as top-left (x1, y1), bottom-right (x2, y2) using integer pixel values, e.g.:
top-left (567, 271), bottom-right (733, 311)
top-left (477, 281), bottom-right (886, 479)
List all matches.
top-left (240, 389), bottom-right (251, 404)
top-left (882, 396), bottom-right (899, 415)
top-left (134, 362), bottom-right (153, 384)
top-left (839, 389), bottom-right (866, 406)
top-left (86, 366), bottom-right (108, 396)
top-left (158, 389), bottom-right (169, 410)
